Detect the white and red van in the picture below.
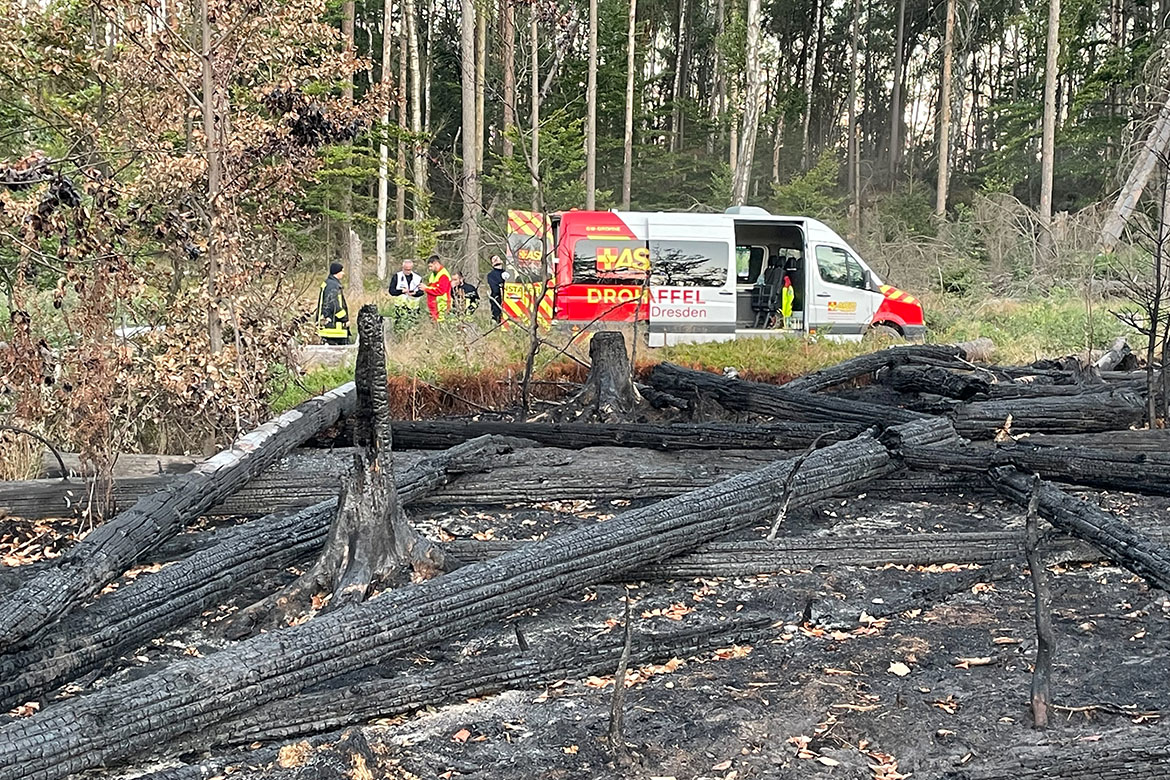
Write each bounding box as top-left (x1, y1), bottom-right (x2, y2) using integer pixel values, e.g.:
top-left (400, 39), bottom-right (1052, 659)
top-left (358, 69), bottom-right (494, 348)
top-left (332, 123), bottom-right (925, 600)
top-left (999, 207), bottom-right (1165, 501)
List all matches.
top-left (503, 206), bottom-right (925, 346)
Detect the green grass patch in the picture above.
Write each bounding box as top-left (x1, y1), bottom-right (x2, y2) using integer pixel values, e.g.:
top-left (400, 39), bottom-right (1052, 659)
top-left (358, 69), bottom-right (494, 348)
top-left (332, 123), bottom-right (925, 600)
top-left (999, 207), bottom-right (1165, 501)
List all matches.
top-left (268, 363), bottom-right (356, 414)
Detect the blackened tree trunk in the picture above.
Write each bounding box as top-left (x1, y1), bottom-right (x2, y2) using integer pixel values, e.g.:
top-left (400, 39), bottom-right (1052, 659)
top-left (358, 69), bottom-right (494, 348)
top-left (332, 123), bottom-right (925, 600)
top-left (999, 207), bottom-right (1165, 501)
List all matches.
top-left (562, 332), bottom-right (644, 422)
top-left (225, 306), bottom-right (446, 637)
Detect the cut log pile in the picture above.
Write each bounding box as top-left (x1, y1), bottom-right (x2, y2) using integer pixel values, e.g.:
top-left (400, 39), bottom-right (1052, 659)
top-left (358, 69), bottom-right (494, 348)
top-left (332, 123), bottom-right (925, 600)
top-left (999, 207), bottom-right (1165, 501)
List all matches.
top-left (1, 332), bottom-right (1168, 779)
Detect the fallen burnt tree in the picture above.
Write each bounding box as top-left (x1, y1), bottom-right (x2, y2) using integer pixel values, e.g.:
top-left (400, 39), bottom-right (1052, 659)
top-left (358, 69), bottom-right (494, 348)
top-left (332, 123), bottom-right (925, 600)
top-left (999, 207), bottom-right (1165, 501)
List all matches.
top-left (0, 435), bottom-right (516, 713)
top-left (949, 390), bottom-right (1146, 438)
top-left (0, 424), bottom-right (902, 779)
top-left (0, 447), bottom-right (971, 521)
top-left (944, 728), bottom-right (1170, 779)
top-left (383, 419), bottom-right (866, 451)
top-left (0, 383), bottom-right (356, 653)
top-left (883, 364), bottom-right (991, 401)
top-left (781, 341), bottom-right (990, 393)
top-left (901, 439), bottom-right (1170, 496)
top-left (648, 363), bottom-right (926, 426)
top-left (183, 616), bottom-right (770, 750)
top-left (992, 467), bottom-right (1170, 593)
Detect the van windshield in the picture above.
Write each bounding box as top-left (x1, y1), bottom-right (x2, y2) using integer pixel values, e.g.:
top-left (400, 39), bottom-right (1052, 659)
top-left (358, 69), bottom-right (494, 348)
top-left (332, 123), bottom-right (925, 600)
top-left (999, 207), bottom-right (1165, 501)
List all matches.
top-left (649, 240), bottom-right (729, 287)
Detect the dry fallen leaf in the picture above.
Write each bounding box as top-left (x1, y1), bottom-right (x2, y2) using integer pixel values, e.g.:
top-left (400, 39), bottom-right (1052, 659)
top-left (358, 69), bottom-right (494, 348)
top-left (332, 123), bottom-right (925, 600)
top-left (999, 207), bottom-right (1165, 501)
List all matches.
top-left (712, 760), bottom-right (732, 771)
top-left (277, 741), bottom-right (312, 769)
top-left (816, 756), bottom-right (841, 767)
top-left (452, 728), bottom-right (471, 743)
top-left (563, 745), bottom-right (579, 755)
top-left (888, 661), bottom-right (912, 677)
top-left (954, 656), bottom-right (993, 669)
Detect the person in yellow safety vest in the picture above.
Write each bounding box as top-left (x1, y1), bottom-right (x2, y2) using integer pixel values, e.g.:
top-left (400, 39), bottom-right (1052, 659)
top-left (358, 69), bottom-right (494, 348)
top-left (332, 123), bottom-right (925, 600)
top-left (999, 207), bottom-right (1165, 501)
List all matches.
top-left (780, 275), bottom-right (795, 328)
top-left (315, 262), bottom-right (350, 344)
top-left (420, 254), bottom-right (452, 322)
top-left (388, 258), bottom-right (425, 328)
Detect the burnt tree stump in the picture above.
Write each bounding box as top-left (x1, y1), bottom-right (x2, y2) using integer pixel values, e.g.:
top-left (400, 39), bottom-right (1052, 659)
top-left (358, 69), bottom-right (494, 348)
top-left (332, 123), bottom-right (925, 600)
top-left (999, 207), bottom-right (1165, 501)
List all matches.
top-left (558, 331), bottom-right (647, 422)
top-left (225, 306), bottom-right (447, 637)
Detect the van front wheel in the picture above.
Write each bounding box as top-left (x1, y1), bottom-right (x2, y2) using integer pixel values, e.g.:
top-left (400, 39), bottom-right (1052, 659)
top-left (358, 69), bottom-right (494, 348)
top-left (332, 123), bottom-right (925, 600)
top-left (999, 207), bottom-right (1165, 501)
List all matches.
top-left (864, 323), bottom-right (903, 342)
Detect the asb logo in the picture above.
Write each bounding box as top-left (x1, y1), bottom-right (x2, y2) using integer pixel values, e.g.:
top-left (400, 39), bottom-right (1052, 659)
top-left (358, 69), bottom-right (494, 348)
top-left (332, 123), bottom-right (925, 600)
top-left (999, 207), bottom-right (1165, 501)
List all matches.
top-left (596, 246), bottom-right (650, 274)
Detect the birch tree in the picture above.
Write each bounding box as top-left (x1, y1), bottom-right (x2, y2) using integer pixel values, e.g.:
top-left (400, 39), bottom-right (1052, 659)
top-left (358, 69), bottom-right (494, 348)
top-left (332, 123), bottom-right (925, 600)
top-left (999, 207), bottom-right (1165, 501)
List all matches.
top-left (376, 0), bottom-right (394, 280)
top-left (935, 0), bottom-right (956, 218)
top-left (461, 0), bottom-right (480, 265)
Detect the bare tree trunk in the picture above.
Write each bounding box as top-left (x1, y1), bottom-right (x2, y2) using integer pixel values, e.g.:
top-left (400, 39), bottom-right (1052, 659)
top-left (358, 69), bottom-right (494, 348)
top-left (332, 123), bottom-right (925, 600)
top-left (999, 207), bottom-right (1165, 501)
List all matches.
top-left (377, 0), bottom-right (394, 280)
top-left (461, 0), bottom-right (480, 268)
top-left (708, 0), bottom-right (725, 155)
top-left (530, 6), bottom-right (540, 209)
top-left (396, 10), bottom-right (407, 242)
top-left (729, 76), bottom-right (739, 173)
top-left (342, 0), bottom-right (360, 297)
top-left (501, 0), bottom-right (516, 163)
top-left (200, 0), bottom-right (223, 354)
top-left (1038, 0), bottom-right (1061, 260)
top-left (1101, 92), bottom-right (1170, 253)
top-left (731, 0), bottom-right (762, 205)
top-left (847, 0), bottom-right (861, 237)
top-left (935, 0), bottom-right (956, 218)
top-left (621, 0), bottom-right (636, 209)
top-left (586, 0), bottom-right (598, 209)
top-left (407, 0), bottom-right (426, 224)
top-left (669, 0), bottom-right (688, 152)
top-left (771, 111), bottom-right (784, 184)
top-left (476, 3), bottom-right (487, 191)
top-left (800, 0), bottom-right (822, 170)
top-left (888, 0), bottom-right (906, 182)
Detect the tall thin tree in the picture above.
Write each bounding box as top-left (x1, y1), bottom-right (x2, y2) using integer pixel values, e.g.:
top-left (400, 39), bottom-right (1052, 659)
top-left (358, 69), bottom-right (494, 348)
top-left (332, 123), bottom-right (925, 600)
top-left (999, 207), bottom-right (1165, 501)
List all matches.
top-left (800, 0), bottom-right (823, 170)
top-left (342, 0), bottom-right (361, 297)
top-left (407, 0), bottom-right (426, 225)
top-left (1038, 0), bottom-right (1061, 259)
top-left (935, 0), bottom-right (956, 218)
top-left (460, 0), bottom-right (480, 266)
top-left (585, 0), bottom-right (598, 209)
top-left (621, 0), bottom-right (637, 210)
top-left (731, 0), bottom-right (761, 205)
top-left (530, 5), bottom-right (540, 209)
top-left (476, 3), bottom-right (487, 193)
top-left (396, 9), bottom-right (407, 243)
top-left (376, 0), bottom-right (394, 280)
top-left (200, 0), bottom-right (223, 353)
top-left (888, 0), bottom-right (906, 181)
top-left (669, 0), bottom-right (688, 152)
top-left (501, 0), bottom-right (516, 164)
top-left (847, 0), bottom-right (861, 236)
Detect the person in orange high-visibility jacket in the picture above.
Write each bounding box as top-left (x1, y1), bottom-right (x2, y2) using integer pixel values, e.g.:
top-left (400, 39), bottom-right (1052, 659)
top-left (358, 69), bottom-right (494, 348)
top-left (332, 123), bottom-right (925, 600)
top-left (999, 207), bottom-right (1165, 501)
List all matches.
top-left (421, 254), bottom-right (452, 322)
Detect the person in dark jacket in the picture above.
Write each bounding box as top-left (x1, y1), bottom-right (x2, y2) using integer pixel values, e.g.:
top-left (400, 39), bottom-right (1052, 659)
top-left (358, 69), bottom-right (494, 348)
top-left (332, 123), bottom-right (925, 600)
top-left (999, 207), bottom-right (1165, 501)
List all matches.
top-left (451, 272), bottom-right (480, 315)
top-left (315, 262), bottom-right (350, 344)
top-left (486, 255), bottom-right (506, 323)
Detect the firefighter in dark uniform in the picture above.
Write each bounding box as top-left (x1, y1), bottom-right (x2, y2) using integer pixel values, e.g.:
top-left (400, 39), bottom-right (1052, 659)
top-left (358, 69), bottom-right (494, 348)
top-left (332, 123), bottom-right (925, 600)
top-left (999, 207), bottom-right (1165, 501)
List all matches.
top-left (315, 262), bottom-right (350, 344)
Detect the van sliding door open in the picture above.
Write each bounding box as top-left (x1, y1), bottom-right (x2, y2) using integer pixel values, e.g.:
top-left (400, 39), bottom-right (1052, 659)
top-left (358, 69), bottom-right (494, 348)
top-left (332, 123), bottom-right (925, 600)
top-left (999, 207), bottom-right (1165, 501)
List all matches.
top-left (643, 213), bottom-right (737, 347)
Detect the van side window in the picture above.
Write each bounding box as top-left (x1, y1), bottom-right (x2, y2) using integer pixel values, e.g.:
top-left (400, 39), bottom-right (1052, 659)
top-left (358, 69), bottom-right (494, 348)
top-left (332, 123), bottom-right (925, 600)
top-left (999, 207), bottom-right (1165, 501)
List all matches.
top-left (650, 240), bottom-right (729, 287)
top-left (572, 238), bottom-right (649, 285)
top-left (815, 246), bottom-right (865, 289)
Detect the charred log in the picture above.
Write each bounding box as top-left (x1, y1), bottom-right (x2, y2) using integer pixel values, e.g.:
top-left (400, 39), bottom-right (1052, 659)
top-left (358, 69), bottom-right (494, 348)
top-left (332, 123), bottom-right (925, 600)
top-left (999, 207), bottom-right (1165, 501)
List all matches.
top-left (901, 440), bottom-right (1170, 497)
top-left (992, 466), bottom-right (1170, 593)
top-left (0, 425), bottom-right (900, 779)
top-left (384, 419), bottom-right (866, 451)
top-left (782, 343), bottom-right (983, 393)
top-left (884, 365), bottom-right (991, 400)
top-left (181, 616), bottom-right (769, 750)
top-left (0, 382), bottom-right (356, 653)
top-left (944, 730), bottom-right (1170, 779)
top-left (648, 362), bottom-right (926, 427)
top-left (0, 435), bottom-right (516, 712)
top-left (951, 391), bottom-right (1145, 439)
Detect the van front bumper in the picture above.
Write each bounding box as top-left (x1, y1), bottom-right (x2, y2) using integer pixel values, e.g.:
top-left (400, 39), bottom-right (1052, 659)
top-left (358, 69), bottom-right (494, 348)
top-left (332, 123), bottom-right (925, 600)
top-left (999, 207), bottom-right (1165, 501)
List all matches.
top-left (903, 325), bottom-right (927, 342)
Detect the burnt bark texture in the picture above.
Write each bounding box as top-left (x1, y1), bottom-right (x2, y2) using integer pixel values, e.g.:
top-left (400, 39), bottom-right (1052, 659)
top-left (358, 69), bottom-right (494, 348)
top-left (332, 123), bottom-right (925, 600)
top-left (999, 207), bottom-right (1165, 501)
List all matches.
top-left (0, 425), bottom-right (901, 779)
top-left (950, 391), bottom-right (1145, 438)
top-left (900, 439), bottom-right (1170, 496)
top-left (945, 730), bottom-right (1170, 779)
top-left (782, 343), bottom-right (980, 393)
top-left (648, 363), bottom-right (926, 427)
top-left (1024, 477), bottom-right (1054, 730)
top-left (559, 332), bottom-right (645, 422)
top-left (992, 466), bottom-right (1170, 593)
top-left (0, 381), bottom-right (356, 653)
top-left (387, 418), bottom-right (866, 450)
top-left (0, 435), bottom-right (516, 712)
top-left (884, 365), bottom-right (992, 400)
top-left (225, 306), bottom-right (446, 638)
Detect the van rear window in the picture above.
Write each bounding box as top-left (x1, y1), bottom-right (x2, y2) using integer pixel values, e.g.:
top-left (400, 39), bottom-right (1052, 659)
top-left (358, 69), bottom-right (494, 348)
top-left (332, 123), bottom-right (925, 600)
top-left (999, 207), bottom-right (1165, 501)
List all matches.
top-left (650, 240), bottom-right (729, 287)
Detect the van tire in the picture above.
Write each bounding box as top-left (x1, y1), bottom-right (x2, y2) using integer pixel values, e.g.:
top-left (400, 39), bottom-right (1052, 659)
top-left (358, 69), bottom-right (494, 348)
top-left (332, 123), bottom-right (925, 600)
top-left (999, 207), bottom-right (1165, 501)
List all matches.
top-left (865, 323), bottom-right (903, 342)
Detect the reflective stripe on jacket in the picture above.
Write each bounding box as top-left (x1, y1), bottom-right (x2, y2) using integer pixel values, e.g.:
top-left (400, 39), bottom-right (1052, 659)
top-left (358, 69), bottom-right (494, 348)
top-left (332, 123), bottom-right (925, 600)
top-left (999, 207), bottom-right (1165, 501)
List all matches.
top-left (316, 276), bottom-right (350, 339)
top-left (423, 266), bottom-right (452, 321)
